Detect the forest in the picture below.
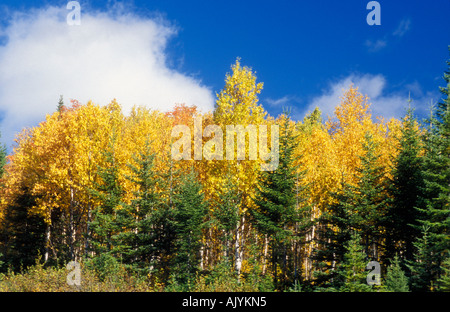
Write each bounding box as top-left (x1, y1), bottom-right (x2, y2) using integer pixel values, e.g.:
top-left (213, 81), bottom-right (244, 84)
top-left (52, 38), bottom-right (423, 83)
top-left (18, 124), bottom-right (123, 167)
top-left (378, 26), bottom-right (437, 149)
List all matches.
top-left (0, 51), bottom-right (448, 292)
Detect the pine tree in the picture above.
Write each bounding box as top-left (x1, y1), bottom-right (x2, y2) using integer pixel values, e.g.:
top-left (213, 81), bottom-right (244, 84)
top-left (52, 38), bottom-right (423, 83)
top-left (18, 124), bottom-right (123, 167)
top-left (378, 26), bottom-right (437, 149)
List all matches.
top-left (437, 254), bottom-right (450, 291)
top-left (252, 112), bottom-right (299, 290)
top-left (150, 156), bottom-right (178, 282)
top-left (0, 187), bottom-right (46, 271)
top-left (353, 132), bottom-right (388, 259)
top-left (415, 48), bottom-right (450, 287)
top-left (88, 134), bottom-right (124, 256)
top-left (408, 226), bottom-right (434, 291)
top-left (113, 141), bottom-right (160, 274)
top-left (314, 132), bottom-right (387, 287)
top-left (312, 183), bottom-right (353, 287)
top-left (171, 169), bottom-right (207, 289)
top-left (57, 95), bottom-right (64, 113)
top-left (337, 232), bottom-right (372, 292)
top-left (385, 254), bottom-right (409, 292)
top-left (386, 106), bottom-right (424, 264)
top-left (213, 168), bottom-right (240, 263)
top-left (0, 134), bottom-right (6, 178)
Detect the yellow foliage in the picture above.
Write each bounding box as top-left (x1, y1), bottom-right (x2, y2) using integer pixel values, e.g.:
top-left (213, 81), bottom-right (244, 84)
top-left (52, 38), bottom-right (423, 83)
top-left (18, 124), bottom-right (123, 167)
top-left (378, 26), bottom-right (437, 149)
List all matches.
top-left (0, 61), bottom-right (406, 282)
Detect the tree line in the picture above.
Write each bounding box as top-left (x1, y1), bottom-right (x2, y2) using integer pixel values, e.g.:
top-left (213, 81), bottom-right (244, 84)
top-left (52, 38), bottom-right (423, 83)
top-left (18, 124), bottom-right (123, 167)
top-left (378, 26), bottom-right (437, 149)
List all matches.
top-left (0, 52), bottom-right (449, 292)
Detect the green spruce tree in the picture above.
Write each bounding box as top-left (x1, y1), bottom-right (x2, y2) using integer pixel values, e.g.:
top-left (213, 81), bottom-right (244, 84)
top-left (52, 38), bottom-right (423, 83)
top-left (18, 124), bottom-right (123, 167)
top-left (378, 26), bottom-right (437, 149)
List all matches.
top-left (314, 132), bottom-right (388, 287)
top-left (57, 95), bottom-right (64, 113)
top-left (213, 168), bottom-right (240, 264)
top-left (113, 141), bottom-right (161, 275)
top-left (408, 226), bottom-right (434, 291)
top-left (386, 106), bottom-right (424, 264)
top-left (0, 186), bottom-right (47, 271)
top-left (354, 132), bottom-right (388, 259)
top-left (252, 112), bottom-right (299, 290)
top-left (171, 168), bottom-right (207, 289)
top-left (415, 48), bottom-right (450, 289)
top-left (437, 254), bottom-right (450, 291)
top-left (88, 133), bottom-right (124, 257)
top-left (337, 232), bottom-right (372, 292)
top-left (385, 254), bottom-right (409, 292)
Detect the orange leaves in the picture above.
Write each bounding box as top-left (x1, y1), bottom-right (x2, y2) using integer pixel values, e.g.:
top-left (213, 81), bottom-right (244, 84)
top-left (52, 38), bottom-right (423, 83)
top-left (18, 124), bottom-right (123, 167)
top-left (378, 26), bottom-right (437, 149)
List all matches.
top-left (166, 103), bottom-right (198, 126)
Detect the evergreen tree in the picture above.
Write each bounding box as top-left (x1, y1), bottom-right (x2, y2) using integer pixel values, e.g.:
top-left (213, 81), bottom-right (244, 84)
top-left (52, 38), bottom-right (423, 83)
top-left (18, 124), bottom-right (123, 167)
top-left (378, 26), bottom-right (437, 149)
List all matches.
top-left (171, 169), bottom-right (207, 289)
top-left (0, 134), bottom-right (6, 178)
top-left (116, 146), bottom-right (177, 283)
top-left (0, 187), bottom-right (47, 271)
top-left (213, 168), bottom-right (240, 263)
top-left (437, 254), bottom-right (450, 291)
top-left (113, 141), bottom-right (160, 274)
top-left (252, 112), bottom-right (299, 290)
top-left (385, 254), bottom-right (409, 292)
top-left (386, 106), bottom-right (424, 264)
top-left (0, 129), bottom-right (44, 268)
top-left (415, 48), bottom-right (450, 287)
top-left (314, 132), bottom-right (387, 287)
top-left (57, 95), bottom-right (64, 113)
top-left (336, 232), bottom-right (372, 292)
top-left (149, 156), bottom-right (178, 283)
top-left (353, 132), bottom-right (388, 259)
top-left (312, 182), bottom-right (353, 287)
top-left (88, 134), bottom-right (124, 256)
top-left (408, 226), bottom-right (434, 291)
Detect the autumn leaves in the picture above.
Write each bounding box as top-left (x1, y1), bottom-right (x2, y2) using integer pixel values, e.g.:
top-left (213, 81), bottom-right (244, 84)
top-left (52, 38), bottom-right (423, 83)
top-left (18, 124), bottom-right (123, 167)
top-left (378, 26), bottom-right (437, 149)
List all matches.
top-left (0, 58), bottom-right (401, 281)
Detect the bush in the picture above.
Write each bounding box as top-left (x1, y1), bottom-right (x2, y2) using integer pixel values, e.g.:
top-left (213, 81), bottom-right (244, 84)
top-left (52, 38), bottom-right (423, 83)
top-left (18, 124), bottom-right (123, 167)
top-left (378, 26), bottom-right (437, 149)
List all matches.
top-left (0, 258), bottom-right (154, 292)
top-left (192, 260), bottom-right (274, 292)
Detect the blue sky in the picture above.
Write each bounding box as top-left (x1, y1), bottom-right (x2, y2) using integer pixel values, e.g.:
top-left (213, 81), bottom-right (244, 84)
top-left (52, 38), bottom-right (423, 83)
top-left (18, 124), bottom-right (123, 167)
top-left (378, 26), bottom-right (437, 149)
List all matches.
top-left (0, 0), bottom-right (449, 149)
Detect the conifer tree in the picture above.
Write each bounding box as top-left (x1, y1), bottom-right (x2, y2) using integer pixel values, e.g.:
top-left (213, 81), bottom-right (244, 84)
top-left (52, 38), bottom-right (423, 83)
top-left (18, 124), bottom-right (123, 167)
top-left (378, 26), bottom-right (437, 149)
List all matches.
top-left (0, 187), bottom-right (46, 271)
top-left (113, 141), bottom-right (159, 274)
top-left (57, 95), bottom-right (64, 113)
top-left (314, 132), bottom-right (387, 286)
top-left (353, 132), bottom-right (388, 259)
top-left (88, 134), bottom-right (123, 256)
top-left (252, 112), bottom-right (299, 290)
top-left (437, 254), bottom-right (450, 291)
top-left (171, 169), bottom-right (207, 289)
top-left (415, 49), bottom-right (450, 287)
top-left (385, 254), bottom-right (409, 292)
top-left (150, 156), bottom-right (178, 281)
top-left (337, 232), bottom-right (372, 292)
top-left (386, 106), bottom-right (424, 264)
top-left (408, 226), bottom-right (434, 291)
top-left (213, 168), bottom-right (240, 263)
top-left (312, 182), bottom-right (354, 287)
top-left (0, 133), bottom-right (6, 178)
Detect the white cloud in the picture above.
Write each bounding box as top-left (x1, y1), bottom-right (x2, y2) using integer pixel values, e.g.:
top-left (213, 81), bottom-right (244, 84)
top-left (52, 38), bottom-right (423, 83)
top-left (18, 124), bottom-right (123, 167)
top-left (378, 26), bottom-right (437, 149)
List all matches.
top-left (393, 18), bottom-right (411, 37)
top-left (364, 18), bottom-right (412, 52)
top-left (0, 5), bottom-right (214, 149)
top-left (265, 95), bottom-right (293, 107)
top-left (365, 39), bottom-right (387, 52)
top-left (304, 73), bottom-right (434, 122)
